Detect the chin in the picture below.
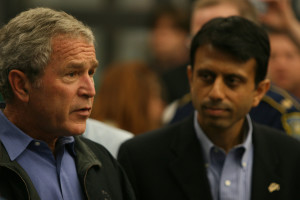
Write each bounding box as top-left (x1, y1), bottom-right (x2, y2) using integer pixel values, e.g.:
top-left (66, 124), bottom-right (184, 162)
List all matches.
top-left (68, 124), bottom-right (87, 136)
top-left (205, 120), bottom-right (229, 130)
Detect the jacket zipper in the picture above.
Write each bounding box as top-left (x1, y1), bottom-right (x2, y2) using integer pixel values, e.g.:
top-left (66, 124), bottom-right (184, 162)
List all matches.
top-left (83, 165), bottom-right (94, 200)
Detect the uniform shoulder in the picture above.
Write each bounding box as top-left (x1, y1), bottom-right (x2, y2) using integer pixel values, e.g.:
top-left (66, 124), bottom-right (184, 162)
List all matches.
top-left (263, 86), bottom-right (300, 137)
top-left (263, 85), bottom-right (300, 113)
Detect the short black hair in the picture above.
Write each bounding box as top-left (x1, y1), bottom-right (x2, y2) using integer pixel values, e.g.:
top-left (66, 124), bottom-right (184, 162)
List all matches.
top-left (190, 16), bottom-right (270, 85)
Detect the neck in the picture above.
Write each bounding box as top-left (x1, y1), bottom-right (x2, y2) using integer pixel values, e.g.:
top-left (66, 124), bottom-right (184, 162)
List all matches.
top-left (4, 104), bottom-right (58, 153)
top-left (202, 119), bottom-right (246, 154)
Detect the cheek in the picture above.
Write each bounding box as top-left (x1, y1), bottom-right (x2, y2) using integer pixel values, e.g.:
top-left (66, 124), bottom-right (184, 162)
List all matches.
top-left (240, 93), bottom-right (258, 110)
top-left (44, 86), bottom-right (76, 112)
top-left (291, 62), bottom-right (300, 72)
top-left (228, 90), bottom-right (253, 109)
top-left (190, 87), bottom-right (205, 108)
top-left (189, 81), bottom-right (201, 95)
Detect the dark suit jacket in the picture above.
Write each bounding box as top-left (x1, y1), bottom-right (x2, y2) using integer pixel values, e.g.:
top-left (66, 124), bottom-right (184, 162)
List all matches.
top-left (118, 115), bottom-right (300, 200)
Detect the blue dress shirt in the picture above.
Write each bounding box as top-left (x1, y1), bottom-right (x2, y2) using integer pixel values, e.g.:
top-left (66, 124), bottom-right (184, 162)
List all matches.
top-left (0, 111), bottom-right (84, 200)
top-left (194, 111), bottom-right (253, 200)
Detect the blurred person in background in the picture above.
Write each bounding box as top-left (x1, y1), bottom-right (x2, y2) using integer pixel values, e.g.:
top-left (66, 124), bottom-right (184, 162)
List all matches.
top-left (190, 0), bottom-right (258, 36)
top-left (83, 117), bottom-right (134, 158)
top-left (148, 4), bottom-right (190, 103)
top-left (149, 4), bottom-right (189, 74)
top-left (259, 0), bottom-right (300, 48)
top-left (91, 61), bottom-right (166, 135)
top-left (259, 0), bottom-right (300, 99)
top-left (267, 29), bottom-right (300, 99)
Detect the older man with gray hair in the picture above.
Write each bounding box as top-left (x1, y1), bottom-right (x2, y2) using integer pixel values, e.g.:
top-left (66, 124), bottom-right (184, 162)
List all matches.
top-left (0, 7), bottom-right (135, 200)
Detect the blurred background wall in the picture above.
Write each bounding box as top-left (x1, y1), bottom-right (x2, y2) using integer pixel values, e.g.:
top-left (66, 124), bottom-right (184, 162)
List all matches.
top-left (0, 0), bottom-right (300, 95)
top-left (0, 0), bottom-right (193, 88)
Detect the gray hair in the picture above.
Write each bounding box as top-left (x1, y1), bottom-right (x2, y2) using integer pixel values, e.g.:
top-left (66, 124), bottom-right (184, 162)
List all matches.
top-left (0, 7), bottom-right (95, 102)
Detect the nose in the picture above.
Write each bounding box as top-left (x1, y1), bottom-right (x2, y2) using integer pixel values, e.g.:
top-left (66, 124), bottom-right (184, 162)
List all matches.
top-left (78, 74), bottom-right (96, 98)
top-left (208, 78), bottom-right (225, 101)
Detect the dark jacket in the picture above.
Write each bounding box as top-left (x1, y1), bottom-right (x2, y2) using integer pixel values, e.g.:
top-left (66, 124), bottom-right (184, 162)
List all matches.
top-left (0, 136), bottom-right (135, 200)
top-left (118, 115), bottom-right (300, 200)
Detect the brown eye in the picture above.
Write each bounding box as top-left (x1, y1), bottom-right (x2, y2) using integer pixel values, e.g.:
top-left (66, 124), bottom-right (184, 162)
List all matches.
top-left (88, 69), bottom-right (95, 76)
top-left (225, 75), bottom-right (245, 88)
top-left (198, 70), bottom-right (215, 84)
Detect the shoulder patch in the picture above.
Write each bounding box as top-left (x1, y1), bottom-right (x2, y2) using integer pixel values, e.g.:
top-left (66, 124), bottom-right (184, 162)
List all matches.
top-left (280, 98), bottom-right (293, 110)
top-left (282, 112), bottom-right (300, 140)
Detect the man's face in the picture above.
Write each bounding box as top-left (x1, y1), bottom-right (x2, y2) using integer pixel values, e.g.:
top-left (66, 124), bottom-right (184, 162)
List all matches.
top-left (267, 33), bottom-right (300, 93)
top-left (188, 45), bottom-right (267, 132)
top-left (28, 35), bottom-right (98, 137)
top-left (150, 16), bottom-right (188, 61)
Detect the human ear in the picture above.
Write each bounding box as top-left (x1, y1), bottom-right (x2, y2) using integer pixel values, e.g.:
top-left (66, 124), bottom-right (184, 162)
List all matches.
top-left (187, 65), bottom-right (193, 86)
top-left (8, 70), bottom-right (30, 102)
top-left (252, 79), bottom-right (271, 107)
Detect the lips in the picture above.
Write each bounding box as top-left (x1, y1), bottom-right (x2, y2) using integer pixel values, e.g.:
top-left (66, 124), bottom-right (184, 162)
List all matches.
top-left (202, 105), bottom-right (230, 117)
top-left (73, 107), bottom-right (92, 117)
top-left (206, 107), bottom-right (226, 115)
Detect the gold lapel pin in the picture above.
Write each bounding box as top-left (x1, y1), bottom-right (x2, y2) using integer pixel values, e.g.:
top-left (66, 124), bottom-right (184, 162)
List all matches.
top-left (268, 182), bottom-right (280, 193)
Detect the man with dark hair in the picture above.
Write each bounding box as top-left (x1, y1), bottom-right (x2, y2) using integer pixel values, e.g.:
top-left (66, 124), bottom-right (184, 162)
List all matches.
top-left (165, 0), bottom-right (300, 139)
top-left (118, 16), bottom-right (300, 200)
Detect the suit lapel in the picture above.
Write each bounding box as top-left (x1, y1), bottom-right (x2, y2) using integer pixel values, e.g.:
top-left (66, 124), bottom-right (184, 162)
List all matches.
top-left (251, 123), bottom-right (281, 200)
top-left (168, 116), bottom-right (213, 200)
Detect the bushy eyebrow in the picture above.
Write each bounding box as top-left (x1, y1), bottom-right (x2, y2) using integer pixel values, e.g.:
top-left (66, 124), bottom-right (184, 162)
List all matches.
top-left (65, 60), bottom-right (99, 70)
top-left (224, 73), bottom-right (248, 82)
top-left (90, 60), bottom-right (99, 69)
top-left (196, 68), bottom-right (248, 82)
top-left (196, 69), bottom-right (213, 74)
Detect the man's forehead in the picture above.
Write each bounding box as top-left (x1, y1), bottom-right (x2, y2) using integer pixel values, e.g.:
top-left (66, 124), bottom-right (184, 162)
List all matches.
top-left (195, 45), bottom-right (257, 68)
top-left (52, 36), bottom-right (94, 51)
top-left (50, 36), bottom-right (96, 60)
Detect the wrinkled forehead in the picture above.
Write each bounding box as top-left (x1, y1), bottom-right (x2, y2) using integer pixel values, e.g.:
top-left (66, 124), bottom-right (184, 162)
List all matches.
top-left (50, 35), bottom-right (96, 60)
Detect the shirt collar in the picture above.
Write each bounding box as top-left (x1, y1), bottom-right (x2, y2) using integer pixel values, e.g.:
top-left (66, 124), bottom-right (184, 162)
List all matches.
top-left (0, 111), bottom-right (33, 161)
top-left (194, 111), bottom-right (253, 166)
top-left (56, 136), bottom-right (76, 157)
top-left (0, 111), bottom-right (76, 160)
